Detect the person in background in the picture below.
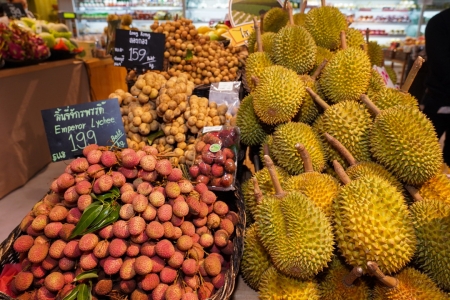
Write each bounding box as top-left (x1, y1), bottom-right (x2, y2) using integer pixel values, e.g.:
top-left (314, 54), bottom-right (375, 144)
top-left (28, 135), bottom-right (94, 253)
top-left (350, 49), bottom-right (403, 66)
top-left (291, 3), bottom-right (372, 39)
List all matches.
top-left (8, 0), bottom-right (35, 18)
top-left (423, 8), bottom-right (450, 166)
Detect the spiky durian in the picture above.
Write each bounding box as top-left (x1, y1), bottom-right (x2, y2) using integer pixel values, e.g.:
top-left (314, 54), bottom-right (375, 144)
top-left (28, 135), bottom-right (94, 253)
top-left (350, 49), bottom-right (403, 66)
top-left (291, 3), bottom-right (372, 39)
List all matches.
top-left (259, 135), bottom-right (274, 165)
top-left (245, 52), bottom-right (273, 92)
top-left (345, 28), bottom-right (366, 49)
top-left (384, 65), bottom-right (397, 84)
top-left (241, 224), bottom-right (272, 291)
top-left (263, 7), bottom-right (289, 33)
top-left (247, 30), bottom-right (257, 54)
top-left (260, 32), bottom-right (276, 60)
top-left (334, 173), bottom-right (416, 274)
top-left (236, 95), bottom-right (267, 146)
top-left (271, 122), bottom-right (326, 175)
top-left (373, 268), bottom-right (450, 300)
top-left (367, 68), bottom-right (385, 95)
top-left (367, 87), bottom-right (418, 111)
top-left (320, 257), bottom-right (371, 300)
top-left (367, 41), bottom-right (384, 67)
top-left (418, 173), bottom-right (450, 205)
top-left (253, 66), bottom-right (305, 125)
top-left (293, 12), bottom-right (306, 26)
top-left (311, 47), bottom-right (334, 75)
top-left (259, 266), bottom-right (320, 300)
top-left (319, 47), bottom-right (371, 103)
top-left (369, 104), bottom-right (442, 186)
top-left (305, 6), bottom-right (348, 50)
top-left (410, 199), bottom-right (450, 290)
top-left (293, 75), bottom-right (320, 124)
top-left (273, 25), bottom-right (317, 74)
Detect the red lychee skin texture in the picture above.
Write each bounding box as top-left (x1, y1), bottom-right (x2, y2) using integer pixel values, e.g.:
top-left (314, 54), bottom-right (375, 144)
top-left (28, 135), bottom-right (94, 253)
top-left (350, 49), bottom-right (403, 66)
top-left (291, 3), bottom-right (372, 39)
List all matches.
top-left (220, 218), bottom-right (235, 236)
top-left (189, 165), bottom-right (200, 178)
top-left (101, 150), bottom-right (118, 167)
top-left (128, 216), bottom-right (146, 236)
top-left (119, 279), bottom-right (136, 294)
top-left (155, 159), bottom-right (173, 176)
top-left (197, 202), bottom-right (209, 218)
top-left (77, 194), bottom-right (93, 211)
top-left (200, 190), bottom-right (217, 205)
top-left (109, 238), bottom-right (128, 258)
top-left (167, 168), bottom-right (183, 182)
top-left (49, 239), bottom-right (66, 259)
top-left (151, 256), bottom-right (165, 273)
top-left (134, 255), bottom-right (153, 275)
top-left (63, 240), bottom-right (81, 258)
top-left (159, 267), bottom-right (177, 284)
top-left (31, 264), bottom-right (47, 278)
top-left (119, 203), bottom-right (135, 220)
top-left (122, 151), bottom-right (140, 168)
top-left (146, 221), bottom-right (165, 240)
top-left (98, 224), bottom-right (114, 239)
top-left (37, 286), bottom-right (57, 299)
top-left (140, 155), bottom-right (157, 171)
top-left (132, 194), bottom-right (149, 213)
top-left (213, 201), bottom-right (229, 216)
top-left (82, 144), bottom-right (99, 157)
top-left (165, 182), bottom-right (181, 199)
top-left (70, 157), bottom-right (89, 173)
top-left (79, 233), bottom-right (99, 251)
top-left (59, 257), bottom-right (76, 271)
top-left (87, 149), bottom-right (102, 164)
top-left (182, 258), bottom-right (199, 276)
top-left (75, 180), bottom-right (91, 195)
top-left (139, 273), bottom-right (160, 291)
top-left (13, 235), bottom-right (34, 253)
top-left (87, 163), bottom-right (105, 179)
top-left (137, 181), bottom-right (153, 196)
top-left (118, 167), bottom-right (138, 179)
top-left (104, 256), bottom-right (123, 275)
top-left (131, 231), bottom-right (149, 244)
top-left (180, 222), bottom-right (196, 237)
top-left (143, 145), bottom-right (159, 155)
top-left (167, 250), bottom-right (185, 268)
top-left (120, 182), bottom-right (135, 194)
top-left (98, 174), bottom-right (114, 192)
top-left (155, 239), bottom-right (175, 259)
top-left (149, 191), bottom-right (165, 207)
top-left (66, 207), bottom-right (82, 224)
top-left (64, 186), bottom-right (79, 204)
top-left (142, 205), bottom-right (157, 222)
top-left (57, 173), bottom-right (75, 190)
top-left (139, 169), bottom-right (158, 182)
top-left (113, 220), bottom-right (131, 239)
top-left (28, 244), bottom-right (48, 263)
top-left (140, 242), bottom-right (156, 257)
top-left (178, 180), bottom-right (194, 194)
top-left (152, 283), bottom-right (169, 300)
top-left (119, 258), bottom-right (136, 280)
top-left (157, 204), bottom-right (173, 222)
top-left (41, 255), bottom-right (59, 270)
top-left (79, 253), bottom-right (99, 270)
top-left (121, 190), bottom-right (137, 204)
top-left (111, 171), bottom-right (126, 187)
top-left (171, 215), bottom-right (184, 227)
top-left (14, 271), bottom-right (33, 292)
top-left (93, 240), bottom-right (110, 259)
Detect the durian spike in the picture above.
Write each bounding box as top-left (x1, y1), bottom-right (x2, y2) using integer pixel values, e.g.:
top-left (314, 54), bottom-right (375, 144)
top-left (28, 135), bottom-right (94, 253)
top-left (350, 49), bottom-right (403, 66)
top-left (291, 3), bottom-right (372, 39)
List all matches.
top-left (253, 17), bottom-right (263, 53)
top-left (252, 76), bottom-right (260, 87)
top-left (324, 133), bottom-right (358, 166)
top-left (332, 160), bottom-right (351, 185)
top-left (311, 59), bottom-right (328, 81)
top-left (253, 177), bottom-right (263, 205)
top-left (340, 30), bottom-right (347, 50)
top-left (264, 155), bottom-right (286, 198)
top-left (360, 94), bottom-right (381, 116)
top-left (405, 185), bottom-right (424, 201)
top-left (306, 87), bottom-right (330, 110)
top-left (366, 261), bottom-right (399, 288)
top-left (263, 143), bottom-right (270, 156)
top-left (295, 143), bottom-right (314, 173)
top-left (343, 266), bottom-right (364, 287)
top-left (287, 1), bottom-right (295, 26)
top-left (401, 56), bottom-right (424, 93)
top-left (300, 0), bottom-right (307, 14)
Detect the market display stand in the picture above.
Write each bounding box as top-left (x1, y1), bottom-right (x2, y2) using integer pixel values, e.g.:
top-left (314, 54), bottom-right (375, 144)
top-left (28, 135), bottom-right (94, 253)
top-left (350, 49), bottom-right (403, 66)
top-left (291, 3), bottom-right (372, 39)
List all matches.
top-left (0, 59), bottom-right (91, 199)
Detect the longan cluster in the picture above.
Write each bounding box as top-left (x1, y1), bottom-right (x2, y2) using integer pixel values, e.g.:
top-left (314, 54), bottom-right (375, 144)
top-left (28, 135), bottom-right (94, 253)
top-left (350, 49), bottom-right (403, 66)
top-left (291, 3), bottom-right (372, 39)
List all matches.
top-left (130, 72), bottom-right (167, 104)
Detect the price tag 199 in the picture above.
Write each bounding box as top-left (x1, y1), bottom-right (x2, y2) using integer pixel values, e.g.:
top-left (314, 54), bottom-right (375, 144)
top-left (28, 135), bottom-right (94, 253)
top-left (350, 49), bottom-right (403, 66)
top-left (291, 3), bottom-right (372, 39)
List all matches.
top-left (113, 29), bottom-right (165, 71)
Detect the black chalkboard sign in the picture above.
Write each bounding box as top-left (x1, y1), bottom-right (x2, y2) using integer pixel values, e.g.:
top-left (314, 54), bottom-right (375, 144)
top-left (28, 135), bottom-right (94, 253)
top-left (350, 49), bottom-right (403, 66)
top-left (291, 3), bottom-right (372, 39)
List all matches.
top-left (41, 99), bottom-right (128, 162)
top-left (1, 3), bottom-right (26, 19)
top-left (113, 29), bottom-right (165, 70)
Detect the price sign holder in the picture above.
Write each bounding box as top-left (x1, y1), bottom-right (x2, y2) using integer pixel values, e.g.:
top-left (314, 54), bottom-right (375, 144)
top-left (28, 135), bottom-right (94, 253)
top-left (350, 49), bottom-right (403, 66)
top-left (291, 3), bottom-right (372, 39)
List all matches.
top-left (113, 29), bottom-right (165, 71)
top-left (41, 99), bottom-right (128, 162)
top-left (1, 3), bottom-right (26, 19)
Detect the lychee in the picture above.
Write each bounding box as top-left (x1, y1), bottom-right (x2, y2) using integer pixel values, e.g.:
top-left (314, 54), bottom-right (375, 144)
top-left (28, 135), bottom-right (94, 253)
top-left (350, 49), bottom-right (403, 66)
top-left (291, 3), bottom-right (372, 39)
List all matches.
top-left (129, 216), bottom-right (146, 235)
top-left (176, 235), bottom-right (193, 251)
top-left (120, 182), bottom-right (135, 193)
top-left (139, 169), bottom-right (158, 182)
top-left (167, 250), bottom-right (185, 269)
top-left (130, 231), bottom-right (149, 244)
top-left (113, 220), bottom-right (130, 239)
top-left (182, 292), bottom-right (199, 300)
top-left (160, 266), bottom-right (177, 284)
top-left (149, 191), bottom-right (165, 207)
top-left (28, 244), bottom-right (48, 263)
top-left (63, 240), bottom-right (81, 258)
top-left (163, 221), bottom-right (175, 239)
top-left (140, 242), bottom-right (156, 257)
top-left (82, 144), bottom-right (99, 157)
top-left (34, 235), bottom-right (50, 245)
top-left (41, 255), bottom-right (58, 270)
top-left (111, 171), bottom-right (126, 187)
top-left (104, 256), bottom-right (123, 275)
top-left (133, 178), bottom-right (144, 189)
top-left (64, 186), bottom-right (79, 204)
top-left (44, 272), bottom-right (65, 292)
top-left (198, 282), bottom-right (214, 299)
top-left (213, 201), bottom-right (229, 216)
top-left (49, 205), bottom-right (68, 222)
top-left (131, 288), bottom-right (149, 300)
top-left (119, 203), bottom-right (135, 220)
top-left (155, 159), bottom-right (173, 176)
top-left (140, 273), bottom-right (160, 291)
top-left (66, 207), bottom-right (82, 224)
top-left (36, 286), bottom-right (56, 300)
top-left (118, 166), bottom-right (138, 179)
top-left (146, 221), bottom-right (164, 239)
top-left (13, 235), bottom-right (34, 253)
top-left (206, 213), bottom-right (220, 229)
top-left (151, 256), bottom-right (165, 273)
top-left (32, 201), bottom-right (52, 217)
top-left (109, 238), bottom-right (127, 257)
top-left (94, 279), bottom-right (113, 296)
top-left (203, 255), bottom-right (221, 277)
top-left (120, 258), bottom-right (136, 280)
top-left (98, 224), bottom-right (114, 239)
top-left (121, 190), bottom-right (137, 204)
top-left (132, 194), bottom-right (148, 213)
top-left (49, 239), bottom-right (66, 259)
top-left (197, 202), bottom-right (209, 218)
top-left (59, 223), bottom-right (75, 241)
top-left (152, 283), bottom-right (169, 300)
top-left (178, 180), bottom-right (193, 194)
top-left (180, 221), bottom-right (195, 237)
top-left (119, 279), bottom-right (136, 294)
top-left (93, 240), bottom-right (110, 259)
top-left (155, 239), bottom-right (175, 259)
top-left (137, 181), bottom-right (152, 196)
top-left (193, 217), bottom-right (207, 227)
top-left (58, 257), bottom-right (76, 271)
top-left (77, 194), bottom-right (93, 211)
top-left (173, 227), bottom-right (183, 240)
top-left (171, 215), bottom-right (184, 227)
top-left (79, 233), bottom-right (99, 251)
top-left (167, 168), bottom-right (183, 182)
top-left (165, 182), bottom-right (181, 199)
top-left (199, 233), bottom-right (214, 248)
top-left (157, 204), bottom-right (173, 222)
top-left (134, 255), bottom-right (153, 275)
top-left (200, 191), bottom-right (216, 205)
top-left (87, 149), bottom-right (102, 164)
top-left (212, 271), bottom-right (226, 289)
top-left (182, 259), bottom-right (199, 276)
top-left (75, 180), bottom-right (91, 195)
top-left (122, 151), bottom-right (140, 168)
top-left (142, 204), bottom-right (157, 221)
top-left (140, 155), bottom-right (157, 171)
top-left (14, 271), bottom-right (33, 292)
top-left (97, 174), bottom-right (113, 192)
top-left (26, 226), bottom-right (42, 237)
top-left (165, 284), bottom-right (182, 300)
top-left (184, 275), bottom-right (200, 290)
top-left (57, 173), bottom-right (75, 190)
top-left (214, 229), bottom-right (229, 248)
top-left (220, 218), bottom-right (234, 236)
top-left (70, 157), bottom-right (89, 173)
top-left (126, 243), bottom-right (141, 257)
top-left (101, 150), bottom-right (118, 167)
top-left (63, 272), bottom-right (75, 284)
top-left (31, 264), bottom-right (47, 278)
top-left (220, 240), bottom-right (234, 255)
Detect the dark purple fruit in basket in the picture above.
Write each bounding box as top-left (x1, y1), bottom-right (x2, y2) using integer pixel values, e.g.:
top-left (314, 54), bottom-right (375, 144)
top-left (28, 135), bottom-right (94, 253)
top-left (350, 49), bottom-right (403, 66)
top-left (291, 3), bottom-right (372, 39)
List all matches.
top-left (224, 159), bottom-right (236, 173)
top-left (189, 165), bottom-right (200, 178)
top-left (213, 150), bottom-right (226, 165)
top-left (202, 152), bottom-right (214, 164)
top-left (211, 177), bottom-right (222, 187)
top-left (223, 148), bottom-right (235, 160)
top-left (211, 164), bottom-right (224, 177)
top-left (221, 174), bottom-right (234, 188)
top-left (201, 144), bottom-right (212, 154)
top-left (196, 175), bottom-right (210, 185)
top-left (199, 162), bottom-right (211, 176)
top-left (203, 132), bottom-right (221, 145)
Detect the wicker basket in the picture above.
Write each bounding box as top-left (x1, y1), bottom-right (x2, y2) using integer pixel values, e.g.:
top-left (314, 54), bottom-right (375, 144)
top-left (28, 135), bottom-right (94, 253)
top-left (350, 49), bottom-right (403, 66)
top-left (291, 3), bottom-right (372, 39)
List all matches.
top-left (0, 189), bottom-right (245, 300)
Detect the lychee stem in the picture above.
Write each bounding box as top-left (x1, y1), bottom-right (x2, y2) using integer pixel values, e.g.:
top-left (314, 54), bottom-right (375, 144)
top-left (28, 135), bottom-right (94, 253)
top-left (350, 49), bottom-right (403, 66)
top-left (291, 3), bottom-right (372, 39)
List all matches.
top-left (287, 1), bottom-right (294, 26)
top-left (253, 17), bottom-right (263, 53)
top-left (340, 30), bottom-right (347, 50)
top-left (367, 261), bottom-right (399, 288)
top-left (343, 266), bottom-right (363, 287)
top-left (405, 185), bottom-right (424, 202)
top-left (311, 59), bottom-right (328, 81)
top-left (332, 160), bottom-right (351, 185)
top-left (295, 143), bottom-right (314, 173)
top-left (264, 155), bottom-right (286, 198)
top-left (324, 133), bottom-right (358, 166)
top-left (253, 177), bottom-right (263, 205)
top-left (401, 56), bottom-right (424, 93)
top-left (306, 87), bottom-right (330, 110)
top-left (360, 94), bottom-right (381, 116)
top-left (300, 0), bottom-right (307, 14)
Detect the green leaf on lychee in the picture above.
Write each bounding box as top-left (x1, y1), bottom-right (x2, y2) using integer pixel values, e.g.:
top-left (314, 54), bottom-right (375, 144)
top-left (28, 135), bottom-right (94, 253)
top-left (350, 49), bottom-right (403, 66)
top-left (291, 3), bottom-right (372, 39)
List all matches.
top-left (74, 270), bottom-right (99, 282)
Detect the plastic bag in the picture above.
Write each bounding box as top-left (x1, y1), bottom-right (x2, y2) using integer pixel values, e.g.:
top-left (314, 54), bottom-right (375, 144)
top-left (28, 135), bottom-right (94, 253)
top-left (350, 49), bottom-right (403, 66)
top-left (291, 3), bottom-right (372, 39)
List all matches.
top-left (208, 81), bottom-right (241, 116)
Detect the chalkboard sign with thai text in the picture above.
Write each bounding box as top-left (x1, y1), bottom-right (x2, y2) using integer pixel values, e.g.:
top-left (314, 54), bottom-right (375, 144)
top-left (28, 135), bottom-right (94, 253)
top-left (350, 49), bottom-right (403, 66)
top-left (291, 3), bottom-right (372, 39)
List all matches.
top-left (41, 99), bottom-right (127, 162)
top-left (1, 3), bottom-right (26, 19)
top-left (113, 29), bottom-right (165, 70)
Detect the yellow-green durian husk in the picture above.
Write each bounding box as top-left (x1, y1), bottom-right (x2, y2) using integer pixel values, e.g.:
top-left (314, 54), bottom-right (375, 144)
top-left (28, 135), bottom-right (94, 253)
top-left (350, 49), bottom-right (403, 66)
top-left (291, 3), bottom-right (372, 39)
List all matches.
top-left (263, 7), bottom-right (289, 33)
top-left (305, 6), bottom-right (348, 50)
top-left (319, 47), bottom-right (372, 103)
top-left (384, 65), bottom-right (397, 84)
top-left (271, 122), bottom-right (326, 175)
top-left (373, 267), bottom-right (450, 300)
top-left (313, 101), bottom-right (373, 168)
top-left (253, 66), bottom-right (305, 125)
top-left (418, 173), bottom-right (450, 205)
top-left (241, 224), bottom-right (272, 291)
top-left (367, 41), bottom-right (384, 67)
top-left (367, 87), bottom-right (418, 111)
top-left (293, 12), bottom-right (307, 26)
top-left (241, 166), bottom-right (289, 223)
top-left (259, 266), bottom-right (320, 300)
top-left (370, 105), bottom-right (442, 186)
top-left (293, 75), bottom-right (320, 124)
top-left (236, 94), bottom-right (267, 146)
top-left (259, 135), bottom-right (274, 165)
top-left (245, 52), bottom-right (273, 92)
top-left (345, 28), bottom-right (366, 49)
top-left (247, 30), bottom-right (257, 54)
top-left (311, 46), bottom-right (335, 75)
top-left (273, 25), bottom-right (317, 74)
top-left (260, 32), bottom-right (276, 60)
top-left (256, 191), bottom-right (334, 279)
top-left (334, 175), bottom-right (416, 274)
top-left (410, 199), bottom-right (450, 290)
top-left (367, 68), bottom-right (386, 95)
top-left (285, 172), bottom-right (340, 217)
top-left (320, 257), bottom-right (372, 300)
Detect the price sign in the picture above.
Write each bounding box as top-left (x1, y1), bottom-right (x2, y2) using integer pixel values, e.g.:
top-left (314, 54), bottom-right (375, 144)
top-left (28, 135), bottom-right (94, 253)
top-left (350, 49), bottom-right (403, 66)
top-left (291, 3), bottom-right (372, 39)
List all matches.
top-left (41, 99), bottom-right (128, 162)
top-left (1, 3), bottom-right (26, 19)
top-left (113, 29), bottom-right (165, 71)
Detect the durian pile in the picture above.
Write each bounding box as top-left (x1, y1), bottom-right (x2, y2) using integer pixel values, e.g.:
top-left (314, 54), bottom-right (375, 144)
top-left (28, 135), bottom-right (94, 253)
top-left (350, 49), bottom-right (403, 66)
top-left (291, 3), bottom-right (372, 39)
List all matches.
top-left (237, 1), bottom-right (450, 298)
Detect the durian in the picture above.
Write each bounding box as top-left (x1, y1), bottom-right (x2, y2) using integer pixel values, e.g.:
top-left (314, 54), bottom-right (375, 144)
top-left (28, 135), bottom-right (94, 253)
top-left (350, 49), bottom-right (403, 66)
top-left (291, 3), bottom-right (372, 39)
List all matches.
top-left (247, 30), bottom-right (257, 54)
top-left (384, 65), bottom-right (397, 84)
top-left (305, 6), bottom-right (348, 50)
top-left (367, 41), bottom-right (384, 67)
top-left (271, 122), bottom-right (326, 175)
top-left (362, 95), bottom-right (443, 186)
top-left (236, 94), bottom-right (267, 146)
top-left (367, 87), bottom-right (418, 111)
top-left (367, 68), bottom-right (385, 95)
top-left (292, 0), bottom-right (307, 27)
top-left (253, 66), bottom-right (305, 125)
top-left (345, 28), bottom-right (366, 49)
top-left (260, 32), bottom-right (276, 60)
top-left (311, 46), bottom-right (334, 75)
top-left (262, 7), bottom-right (289, 33)
top-left (241, 223), bottom-right (272, 291)
top-left (418, 173), bottom-right (450, 205)
top-left (373, 267), bottom-right (450, 300)
top-left (332, 161), bottom-right (416, 274)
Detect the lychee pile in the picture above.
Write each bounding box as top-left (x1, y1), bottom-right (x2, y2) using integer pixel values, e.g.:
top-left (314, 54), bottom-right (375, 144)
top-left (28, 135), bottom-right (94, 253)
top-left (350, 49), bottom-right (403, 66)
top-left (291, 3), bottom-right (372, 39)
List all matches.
top-left (8, 144), bottom-right (239, 300)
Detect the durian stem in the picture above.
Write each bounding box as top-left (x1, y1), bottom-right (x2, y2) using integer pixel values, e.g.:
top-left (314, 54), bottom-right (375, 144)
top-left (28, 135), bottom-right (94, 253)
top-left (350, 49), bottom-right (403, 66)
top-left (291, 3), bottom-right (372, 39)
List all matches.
top-left (311, 59), bottom-right (328, 81)
top-left (365, 28), bottom-right (370, 43)
top-left (360, 94), bottom-right (381, 116)
top-left (321, 0), bottom-right (326, 7)
top-left (295, 143), bottom-right (314, 172)
top-left (253, 17), bottom-right (263, 53)
top-left (260, 13), bottom-right (265, 35)
top-left (252, 76), bottom-right (260, 87)
top-left (264, 155), bottom-right (286, 198)
top-left (367, 261), bottom-right (399, 288)
top-left (263, 143), bottom-right (270, 156)
top-left (300, 0), bottom-right (307, 14)
top-left (324, 133), bottom-right (358, 166)
top-left (343, 266), bottom-right (363, 287)
top-left (340, 30), bottom-right (347, 50)
top-left (332, 160), bottom-right (351, 185)
top-left (306, 87), bottom-right (330, 110)
top-left (287, 1), bottom-right (294, 26)
top-left (253, 178), bottom-right (263, 205)
top-left (401, 56), bottom-right (424, 93)
top-left (405, 185), bottom-right (424, 201)
top-left (283, 0), bottom-right (288, 10)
